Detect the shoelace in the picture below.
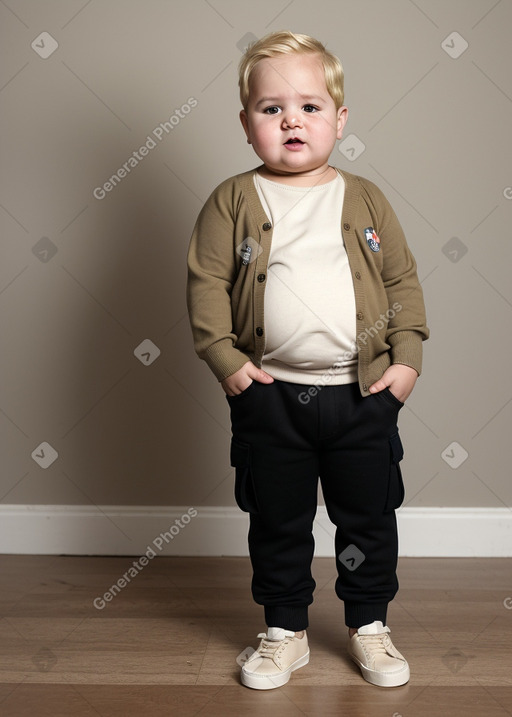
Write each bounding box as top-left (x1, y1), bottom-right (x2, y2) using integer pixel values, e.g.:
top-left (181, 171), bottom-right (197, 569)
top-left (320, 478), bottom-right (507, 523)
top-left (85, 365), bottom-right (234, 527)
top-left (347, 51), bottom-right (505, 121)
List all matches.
top-left (358, 634), bottom-right (390, 656)
top-left (256, 634), bottom-right (289, 659)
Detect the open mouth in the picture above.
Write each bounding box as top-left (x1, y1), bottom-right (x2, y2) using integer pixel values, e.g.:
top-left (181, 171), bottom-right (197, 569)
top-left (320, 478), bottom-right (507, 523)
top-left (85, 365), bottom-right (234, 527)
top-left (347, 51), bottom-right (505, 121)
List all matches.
top-left (285, 138), bottom-right (304, 145)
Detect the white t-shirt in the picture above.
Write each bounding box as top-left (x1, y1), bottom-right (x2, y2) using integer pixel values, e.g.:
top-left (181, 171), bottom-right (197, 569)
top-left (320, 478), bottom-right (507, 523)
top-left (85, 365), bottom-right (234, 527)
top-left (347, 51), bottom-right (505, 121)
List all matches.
top-left (254, 171), bottom-right (358, 385)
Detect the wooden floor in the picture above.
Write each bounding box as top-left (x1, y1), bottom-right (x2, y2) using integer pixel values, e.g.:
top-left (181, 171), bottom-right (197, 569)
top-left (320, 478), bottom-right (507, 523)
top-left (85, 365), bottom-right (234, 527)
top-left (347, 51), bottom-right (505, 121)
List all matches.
top-left (0, 556), bottom-right (511, 716)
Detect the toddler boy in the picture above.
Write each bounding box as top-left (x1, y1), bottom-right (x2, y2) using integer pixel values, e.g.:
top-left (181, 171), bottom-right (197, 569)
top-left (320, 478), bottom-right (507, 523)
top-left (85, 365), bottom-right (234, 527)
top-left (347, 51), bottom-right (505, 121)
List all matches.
top-left (187, 30), bottom-right (428, 690)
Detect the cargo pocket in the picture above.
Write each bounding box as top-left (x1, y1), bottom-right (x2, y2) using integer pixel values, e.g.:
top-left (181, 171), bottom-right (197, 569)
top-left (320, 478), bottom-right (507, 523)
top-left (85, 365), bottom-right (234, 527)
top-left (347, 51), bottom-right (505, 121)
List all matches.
top-left (230, 439), bottom-right (259, 514)
top-left (384, 431), bottom-right (405, 512)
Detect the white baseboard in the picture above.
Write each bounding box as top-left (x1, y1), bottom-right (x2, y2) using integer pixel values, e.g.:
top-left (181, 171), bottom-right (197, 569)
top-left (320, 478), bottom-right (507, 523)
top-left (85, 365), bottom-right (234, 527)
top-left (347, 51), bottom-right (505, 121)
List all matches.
top-left (0, 505), bottom-right (510, 557)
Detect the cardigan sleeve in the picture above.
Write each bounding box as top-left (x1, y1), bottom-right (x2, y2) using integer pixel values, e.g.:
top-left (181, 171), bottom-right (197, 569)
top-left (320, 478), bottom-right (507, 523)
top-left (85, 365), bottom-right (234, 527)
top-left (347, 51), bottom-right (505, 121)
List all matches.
top-left (360, 178), bottom-right (429, 375)
top-left (186, 181), bottom-right (252, 381)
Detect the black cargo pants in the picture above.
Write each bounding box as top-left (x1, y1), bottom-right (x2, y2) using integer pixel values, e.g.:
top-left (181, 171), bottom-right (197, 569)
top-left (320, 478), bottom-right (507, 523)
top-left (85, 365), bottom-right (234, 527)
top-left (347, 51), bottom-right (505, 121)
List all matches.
top-left (227, 379), bottom-right (405, 631)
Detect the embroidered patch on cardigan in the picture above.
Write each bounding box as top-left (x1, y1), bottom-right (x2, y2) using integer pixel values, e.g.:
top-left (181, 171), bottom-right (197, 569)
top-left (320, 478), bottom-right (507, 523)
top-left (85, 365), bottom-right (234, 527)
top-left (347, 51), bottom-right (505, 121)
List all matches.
top-left (364, 227), bottom-right (381, 252)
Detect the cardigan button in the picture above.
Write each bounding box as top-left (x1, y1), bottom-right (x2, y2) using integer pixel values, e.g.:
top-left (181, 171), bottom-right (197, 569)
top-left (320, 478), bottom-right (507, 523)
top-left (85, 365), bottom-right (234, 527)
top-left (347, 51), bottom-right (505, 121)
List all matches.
top-left (343, 223), bottom-right (350, 231)
top-left (363, 383), bottom-right (368, 392)
top-left (256, 327), bottom-right (264, 336)
top-left (357, 312), bottom-right (364, 321)
top-left (262, 222), bottom-right (272, 231)
top-left (355, 271), bottom-right (361, 280)
top-left (257, 274), bottom-right (266, 282)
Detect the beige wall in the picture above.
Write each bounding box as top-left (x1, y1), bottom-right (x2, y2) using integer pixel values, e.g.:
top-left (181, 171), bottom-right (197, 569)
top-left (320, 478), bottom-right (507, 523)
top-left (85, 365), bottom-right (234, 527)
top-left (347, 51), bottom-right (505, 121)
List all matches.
top-left (1, 0), bottom-right (511, 513)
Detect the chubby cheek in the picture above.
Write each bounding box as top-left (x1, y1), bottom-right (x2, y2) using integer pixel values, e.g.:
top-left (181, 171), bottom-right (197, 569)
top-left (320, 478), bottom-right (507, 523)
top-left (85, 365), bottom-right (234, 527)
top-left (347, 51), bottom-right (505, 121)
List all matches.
top-left (251, 131), bottom-right (279, 156)
top-left (314, 118), bottom-right (338, 143)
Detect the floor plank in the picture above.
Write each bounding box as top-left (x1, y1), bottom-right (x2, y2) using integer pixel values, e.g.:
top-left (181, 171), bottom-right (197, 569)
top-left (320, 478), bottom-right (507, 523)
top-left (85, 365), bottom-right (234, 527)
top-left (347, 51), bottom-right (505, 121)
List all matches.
top-left (0, 556), bottom-right (511, 715)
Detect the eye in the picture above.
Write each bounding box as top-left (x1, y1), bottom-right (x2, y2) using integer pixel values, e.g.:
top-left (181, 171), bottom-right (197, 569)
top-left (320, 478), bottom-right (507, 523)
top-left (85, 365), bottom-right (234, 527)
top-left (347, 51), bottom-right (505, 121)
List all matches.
top-left (303, 104), bottom-right (319, 113)
top-left (263, 106), bottom-right (281, 115)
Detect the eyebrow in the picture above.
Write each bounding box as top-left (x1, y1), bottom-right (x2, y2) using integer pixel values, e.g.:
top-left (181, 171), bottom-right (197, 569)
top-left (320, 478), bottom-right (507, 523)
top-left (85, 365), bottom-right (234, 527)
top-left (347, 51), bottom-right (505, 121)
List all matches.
top-left (254, 95), bottom-right (326, 108)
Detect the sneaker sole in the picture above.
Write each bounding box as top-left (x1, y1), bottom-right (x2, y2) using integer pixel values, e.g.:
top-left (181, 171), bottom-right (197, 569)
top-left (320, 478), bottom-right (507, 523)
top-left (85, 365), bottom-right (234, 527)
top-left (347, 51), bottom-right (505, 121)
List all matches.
top-left (241, 651), bottom-right (310, 690)
top-left (349, 654), bottom-right (410, 688)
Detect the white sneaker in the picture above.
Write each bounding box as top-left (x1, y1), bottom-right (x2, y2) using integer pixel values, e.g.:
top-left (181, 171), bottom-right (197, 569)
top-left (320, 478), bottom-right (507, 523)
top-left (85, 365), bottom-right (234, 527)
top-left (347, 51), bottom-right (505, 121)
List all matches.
top-left (348, 620), bottom-right (410, 687)
top-left (241, 627), bottom-right (310, 690)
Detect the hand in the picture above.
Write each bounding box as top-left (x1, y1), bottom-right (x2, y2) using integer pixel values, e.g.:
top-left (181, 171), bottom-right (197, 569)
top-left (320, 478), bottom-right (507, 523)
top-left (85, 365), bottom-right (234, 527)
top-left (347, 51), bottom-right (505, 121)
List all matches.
top-left (368, 364), bottom-right (418, 403)
top-left (221, 361), bottom-right (274, 396)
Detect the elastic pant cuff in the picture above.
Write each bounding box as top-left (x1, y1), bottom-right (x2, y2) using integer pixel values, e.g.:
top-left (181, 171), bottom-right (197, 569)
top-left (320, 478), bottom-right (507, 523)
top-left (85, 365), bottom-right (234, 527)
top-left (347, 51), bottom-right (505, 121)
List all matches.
top-left (344, 602), bottom-right (388, 629)
top-left (264, 605), bottom-right (309, 632)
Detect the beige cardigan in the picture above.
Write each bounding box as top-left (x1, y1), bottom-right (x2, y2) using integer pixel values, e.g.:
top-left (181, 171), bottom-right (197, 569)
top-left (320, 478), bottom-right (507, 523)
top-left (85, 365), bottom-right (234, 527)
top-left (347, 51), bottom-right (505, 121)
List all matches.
top-left (187, 167), bottom-right (429, 396)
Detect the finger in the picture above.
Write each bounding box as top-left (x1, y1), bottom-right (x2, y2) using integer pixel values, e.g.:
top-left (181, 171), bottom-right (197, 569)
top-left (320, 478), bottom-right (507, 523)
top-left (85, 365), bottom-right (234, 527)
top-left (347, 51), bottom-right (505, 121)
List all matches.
top-left (369, 379), bottom-right (387, 393)
top-left (256, 369), bottom-right (274, 383)
top-left (246, 364), bottom-right (274, 383)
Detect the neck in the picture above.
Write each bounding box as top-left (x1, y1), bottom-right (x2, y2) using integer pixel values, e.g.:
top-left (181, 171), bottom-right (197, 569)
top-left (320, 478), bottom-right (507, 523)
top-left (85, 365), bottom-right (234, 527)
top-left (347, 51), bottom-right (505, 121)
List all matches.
top-left (257, 165), bottom-right (336, 186)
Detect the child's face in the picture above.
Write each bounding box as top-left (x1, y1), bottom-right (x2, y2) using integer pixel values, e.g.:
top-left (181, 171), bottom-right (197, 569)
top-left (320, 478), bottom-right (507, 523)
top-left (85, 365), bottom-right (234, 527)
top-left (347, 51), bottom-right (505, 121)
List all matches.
top-left (240, 53), bottom-right (347, 181)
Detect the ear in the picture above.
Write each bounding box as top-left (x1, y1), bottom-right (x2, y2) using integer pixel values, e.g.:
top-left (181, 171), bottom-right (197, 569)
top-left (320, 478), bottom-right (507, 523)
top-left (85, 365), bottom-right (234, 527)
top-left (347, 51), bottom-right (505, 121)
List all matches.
top-left (240, 109), bottom-right (251, 143)
top-left (336, 106), bottom-right (349, 140)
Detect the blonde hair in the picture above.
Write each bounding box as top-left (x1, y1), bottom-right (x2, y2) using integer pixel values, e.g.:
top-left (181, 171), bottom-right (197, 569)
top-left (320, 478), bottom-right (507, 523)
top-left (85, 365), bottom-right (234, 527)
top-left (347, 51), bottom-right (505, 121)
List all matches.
top-left (238, 31), bottom-right (344, 110)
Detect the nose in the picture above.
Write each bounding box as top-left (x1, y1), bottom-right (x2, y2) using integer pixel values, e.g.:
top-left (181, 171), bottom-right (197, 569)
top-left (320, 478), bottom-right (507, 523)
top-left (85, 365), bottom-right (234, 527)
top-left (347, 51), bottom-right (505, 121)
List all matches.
top-left (282, 110), bottom-right (303, 128)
